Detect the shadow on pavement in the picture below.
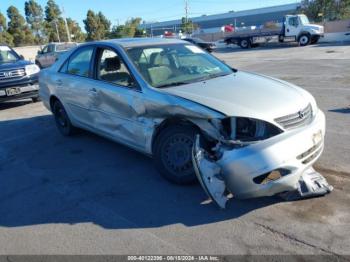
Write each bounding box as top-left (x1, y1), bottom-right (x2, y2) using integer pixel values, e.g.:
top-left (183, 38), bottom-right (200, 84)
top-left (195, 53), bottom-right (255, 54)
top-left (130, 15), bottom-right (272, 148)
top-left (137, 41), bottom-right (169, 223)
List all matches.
top-left (0, 100), bottom-right (33, 110)
top-left (329, 107), bottom-right (350, 114)
top-left (0, 115), bottom-right (281, 229)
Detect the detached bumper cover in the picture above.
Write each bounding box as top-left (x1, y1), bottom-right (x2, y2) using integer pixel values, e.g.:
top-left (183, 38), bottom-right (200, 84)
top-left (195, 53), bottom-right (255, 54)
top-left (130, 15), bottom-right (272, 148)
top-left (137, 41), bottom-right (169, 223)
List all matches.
top-left (193, 110), bottom-right (333, 208)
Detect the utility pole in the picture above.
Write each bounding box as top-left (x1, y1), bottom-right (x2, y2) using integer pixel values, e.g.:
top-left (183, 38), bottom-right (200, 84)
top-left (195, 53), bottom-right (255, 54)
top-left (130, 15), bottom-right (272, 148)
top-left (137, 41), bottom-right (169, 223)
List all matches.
top-left (61, 6), bottom-right (71, 42)
top-left (53, 20), bottom-right (60, 42)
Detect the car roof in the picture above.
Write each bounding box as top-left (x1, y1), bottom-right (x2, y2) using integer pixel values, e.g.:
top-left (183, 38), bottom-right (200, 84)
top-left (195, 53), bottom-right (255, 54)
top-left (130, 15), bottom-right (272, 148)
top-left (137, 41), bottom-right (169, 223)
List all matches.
top-left (96, 37), bottom-right (186, 48)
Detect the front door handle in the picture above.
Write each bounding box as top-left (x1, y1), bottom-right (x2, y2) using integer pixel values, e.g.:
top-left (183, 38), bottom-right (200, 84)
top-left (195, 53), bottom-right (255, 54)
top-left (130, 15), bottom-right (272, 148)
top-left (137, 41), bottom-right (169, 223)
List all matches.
top-left (89, 88), bottom-right (97, 93)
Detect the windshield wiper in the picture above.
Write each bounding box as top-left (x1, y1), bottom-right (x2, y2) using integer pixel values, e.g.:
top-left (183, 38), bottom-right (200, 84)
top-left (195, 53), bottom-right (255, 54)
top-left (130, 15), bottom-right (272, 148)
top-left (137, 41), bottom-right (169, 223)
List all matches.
top-left (156, 72), bottom-right (234, 88)
top-left (156, 82), bottom-right (191, 88)
top-left (193, 72), bottom-right (231, 82)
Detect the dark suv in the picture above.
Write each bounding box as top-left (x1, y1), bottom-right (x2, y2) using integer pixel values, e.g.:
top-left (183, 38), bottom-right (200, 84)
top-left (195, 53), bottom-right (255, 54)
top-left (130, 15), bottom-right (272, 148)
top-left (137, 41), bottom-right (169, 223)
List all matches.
top-left (0, 44), bottom-right (40, 103)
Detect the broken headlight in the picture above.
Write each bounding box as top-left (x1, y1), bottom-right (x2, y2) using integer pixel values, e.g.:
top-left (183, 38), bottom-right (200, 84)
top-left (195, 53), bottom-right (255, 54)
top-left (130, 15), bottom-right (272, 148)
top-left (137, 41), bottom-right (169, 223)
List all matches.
top-left (222, 117), bottom-right (282, 142)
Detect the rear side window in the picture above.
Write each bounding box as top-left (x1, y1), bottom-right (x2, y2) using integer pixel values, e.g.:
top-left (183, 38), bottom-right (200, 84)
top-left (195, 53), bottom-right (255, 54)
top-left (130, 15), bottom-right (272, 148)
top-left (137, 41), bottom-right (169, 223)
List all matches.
top-left (62, 47), bottom-right (94, 77)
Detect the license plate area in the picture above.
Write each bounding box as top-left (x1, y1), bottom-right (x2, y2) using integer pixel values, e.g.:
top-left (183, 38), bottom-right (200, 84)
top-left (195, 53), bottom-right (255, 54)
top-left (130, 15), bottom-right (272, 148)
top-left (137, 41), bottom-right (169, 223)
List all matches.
top-left (6, 87), bottom-right (21, 96)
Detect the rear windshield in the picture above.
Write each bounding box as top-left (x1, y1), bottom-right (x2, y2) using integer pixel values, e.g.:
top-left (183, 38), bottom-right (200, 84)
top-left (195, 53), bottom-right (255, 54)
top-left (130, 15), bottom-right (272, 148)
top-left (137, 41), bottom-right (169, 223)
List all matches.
top-left (0, 46), bottom-right (19, 63)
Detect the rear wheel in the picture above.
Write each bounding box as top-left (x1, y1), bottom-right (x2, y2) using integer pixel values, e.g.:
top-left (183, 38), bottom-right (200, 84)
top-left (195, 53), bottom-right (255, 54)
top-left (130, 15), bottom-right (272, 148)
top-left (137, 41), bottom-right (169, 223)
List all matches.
top-left (298, 34), bottom-right (310, 46)
top-left (153, 125), bottom-right (198, 185)
top-left (53, 100), bottom-right (77, 136)
top-left (239, 38), bottom-right (251, 49)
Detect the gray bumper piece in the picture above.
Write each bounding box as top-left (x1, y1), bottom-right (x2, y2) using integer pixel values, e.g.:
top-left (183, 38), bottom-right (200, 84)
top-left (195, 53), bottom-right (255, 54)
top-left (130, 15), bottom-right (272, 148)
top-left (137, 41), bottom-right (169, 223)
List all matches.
top-left (279, 167), bottom-right (333, 201)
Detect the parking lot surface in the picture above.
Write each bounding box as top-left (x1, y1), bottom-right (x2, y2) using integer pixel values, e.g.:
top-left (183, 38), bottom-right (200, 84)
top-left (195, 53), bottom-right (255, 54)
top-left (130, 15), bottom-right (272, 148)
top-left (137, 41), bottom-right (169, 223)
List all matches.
top-left (0, 43), bottom-right (349, 255)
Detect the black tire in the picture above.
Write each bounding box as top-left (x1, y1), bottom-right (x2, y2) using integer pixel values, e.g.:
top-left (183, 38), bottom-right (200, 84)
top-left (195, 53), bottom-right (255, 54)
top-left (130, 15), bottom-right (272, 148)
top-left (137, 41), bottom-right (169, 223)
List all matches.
top-left (310, 35), bottom-right (320, 45)
top-left (239, 38), bottom-right (251, 49)
top-left (298, 34), bottom-right (311, 46)
top-left (32, 96), bottom-right (41, 103)
top-left (153, 125), bottom-right (198, 185)
top-left (53, 100), bottom-right (77, 136)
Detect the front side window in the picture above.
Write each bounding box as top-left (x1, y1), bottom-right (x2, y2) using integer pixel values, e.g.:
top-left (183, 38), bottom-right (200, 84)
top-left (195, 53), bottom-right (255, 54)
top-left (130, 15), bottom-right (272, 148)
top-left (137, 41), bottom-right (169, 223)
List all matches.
top-left (126, 44), bottom-right (232, 88)
top-left (47, 45), bottom-right (54, 53)
top-left (42, 46), bottom-right (48, 54)
top-left (289, 17), bottom-right (299, 27)
top-left (64, 47), bottom-right (94, 77)
top-left (97, 48), bottom-right (135, 87)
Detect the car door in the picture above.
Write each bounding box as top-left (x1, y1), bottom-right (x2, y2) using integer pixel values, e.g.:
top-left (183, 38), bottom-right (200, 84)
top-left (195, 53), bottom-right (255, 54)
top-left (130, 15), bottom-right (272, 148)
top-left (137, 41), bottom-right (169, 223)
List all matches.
top-left (285, 16), bottom-right (300, 38)
top-left (57, 45), bottom-right (97, 128)
top-left (38, 45), bottom-right (48, 67)
top-left (47, 44), bottom-right (58, 66)
top-left (89, 46), bottom-right (147, 151)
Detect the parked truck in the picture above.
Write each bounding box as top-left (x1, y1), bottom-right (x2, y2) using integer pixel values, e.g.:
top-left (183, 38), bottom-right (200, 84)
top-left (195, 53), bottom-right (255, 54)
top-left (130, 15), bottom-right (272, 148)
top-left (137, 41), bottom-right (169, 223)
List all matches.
top-left (224, 14), bottom-right (324, 49)
top-left (35, 42), bottom-right (78, 68)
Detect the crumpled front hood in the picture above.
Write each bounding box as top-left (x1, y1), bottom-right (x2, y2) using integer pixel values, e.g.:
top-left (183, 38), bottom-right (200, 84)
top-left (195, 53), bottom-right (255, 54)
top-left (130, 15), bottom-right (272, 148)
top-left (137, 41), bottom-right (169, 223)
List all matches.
top-left (161, 71), bottom-right (314, 122)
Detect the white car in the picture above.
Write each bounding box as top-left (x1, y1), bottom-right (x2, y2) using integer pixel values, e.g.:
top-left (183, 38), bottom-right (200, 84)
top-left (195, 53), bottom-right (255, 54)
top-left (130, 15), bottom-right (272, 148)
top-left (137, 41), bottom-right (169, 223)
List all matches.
top-left (39, 38), bottom-right (332, 208)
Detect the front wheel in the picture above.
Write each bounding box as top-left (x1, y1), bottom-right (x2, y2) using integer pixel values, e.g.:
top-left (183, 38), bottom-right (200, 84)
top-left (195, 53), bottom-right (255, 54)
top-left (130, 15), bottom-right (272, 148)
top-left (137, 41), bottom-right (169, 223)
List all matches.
top-left (298, 34), bottom-right (310, 46)
top-left (153, 125), bottom-right (198, 185)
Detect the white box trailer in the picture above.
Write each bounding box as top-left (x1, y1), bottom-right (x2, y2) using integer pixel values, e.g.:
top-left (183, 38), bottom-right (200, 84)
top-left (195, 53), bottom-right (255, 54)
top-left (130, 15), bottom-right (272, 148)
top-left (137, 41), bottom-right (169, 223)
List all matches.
top-left (224, 14), bottom-right (324, 48)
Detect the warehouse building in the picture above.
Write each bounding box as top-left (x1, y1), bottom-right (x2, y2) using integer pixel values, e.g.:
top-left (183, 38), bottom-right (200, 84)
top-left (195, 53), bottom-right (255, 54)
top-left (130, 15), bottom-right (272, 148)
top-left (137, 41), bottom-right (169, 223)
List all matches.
top-left (140, 2), bottom-right (302, 36)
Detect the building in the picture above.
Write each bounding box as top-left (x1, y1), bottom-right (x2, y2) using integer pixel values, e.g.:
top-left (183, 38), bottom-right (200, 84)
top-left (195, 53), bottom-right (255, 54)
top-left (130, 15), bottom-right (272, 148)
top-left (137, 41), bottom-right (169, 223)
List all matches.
top-left (140, 3), bottom-right (302, 36)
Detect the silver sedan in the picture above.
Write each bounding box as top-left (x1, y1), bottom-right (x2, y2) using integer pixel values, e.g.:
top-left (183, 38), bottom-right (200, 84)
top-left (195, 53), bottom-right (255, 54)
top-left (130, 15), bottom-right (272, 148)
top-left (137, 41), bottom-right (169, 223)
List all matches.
top-left (39, 38), bottom-right (332, 208)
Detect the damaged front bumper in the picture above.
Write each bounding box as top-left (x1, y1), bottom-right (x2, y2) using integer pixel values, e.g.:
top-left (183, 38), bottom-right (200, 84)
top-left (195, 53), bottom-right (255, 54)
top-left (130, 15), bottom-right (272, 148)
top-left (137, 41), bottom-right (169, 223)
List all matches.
top-left (193, 110), bottom-right (333, 208)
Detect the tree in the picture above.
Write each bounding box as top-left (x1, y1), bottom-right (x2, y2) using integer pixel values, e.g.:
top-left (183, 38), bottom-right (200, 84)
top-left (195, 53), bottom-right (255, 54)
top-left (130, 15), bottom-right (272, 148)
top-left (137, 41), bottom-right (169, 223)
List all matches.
top-left (44, 0), bottom-right (63, 42)
top-left (181, 17), bottom-right (197, 34)
top-left (25, 0), bottom-right (44, 43)
top-left (83, 10), bottom-right (110, 40)
top-left (45, 0), bottom-right (61, 23)
top-left (0, 11), bottom-right (6, 31)
top-left (302, 0), bottom-right (350, 22)
top-left (0, 11), bottom-right (14, 46)
top-left (109, 17), bottom-right (144, 38)
top-left (98, 12), bottom-right (111, 37)
top-left (84, 10), bottom-right (100, 40)
top-left (7, 6), bottom-right (33, 46)
top-left (67, 18), bottom-right (85, 42)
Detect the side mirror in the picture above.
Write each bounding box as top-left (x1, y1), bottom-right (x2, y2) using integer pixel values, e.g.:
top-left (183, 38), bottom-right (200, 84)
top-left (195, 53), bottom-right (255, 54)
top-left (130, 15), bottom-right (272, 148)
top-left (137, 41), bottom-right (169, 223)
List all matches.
top-left (37, 50), bottom-right (42, 55)
top-left (19, 55), bottom-right (25, 60)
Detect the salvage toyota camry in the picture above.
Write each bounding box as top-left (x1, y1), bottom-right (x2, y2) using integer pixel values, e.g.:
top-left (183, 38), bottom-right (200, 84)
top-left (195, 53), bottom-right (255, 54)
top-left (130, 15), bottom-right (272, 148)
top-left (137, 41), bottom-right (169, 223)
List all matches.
top-left (39, 38), bottom-right (332, 208)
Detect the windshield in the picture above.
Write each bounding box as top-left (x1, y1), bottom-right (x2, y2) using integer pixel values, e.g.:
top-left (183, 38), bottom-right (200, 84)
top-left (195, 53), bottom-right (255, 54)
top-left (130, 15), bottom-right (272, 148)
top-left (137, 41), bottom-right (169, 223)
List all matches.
top-left (0, 46), bottom-right (19, 63)
top-left (126, 44), bottom-right (233, 88)
top-left (299, 15), bottom-right (310, 25)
